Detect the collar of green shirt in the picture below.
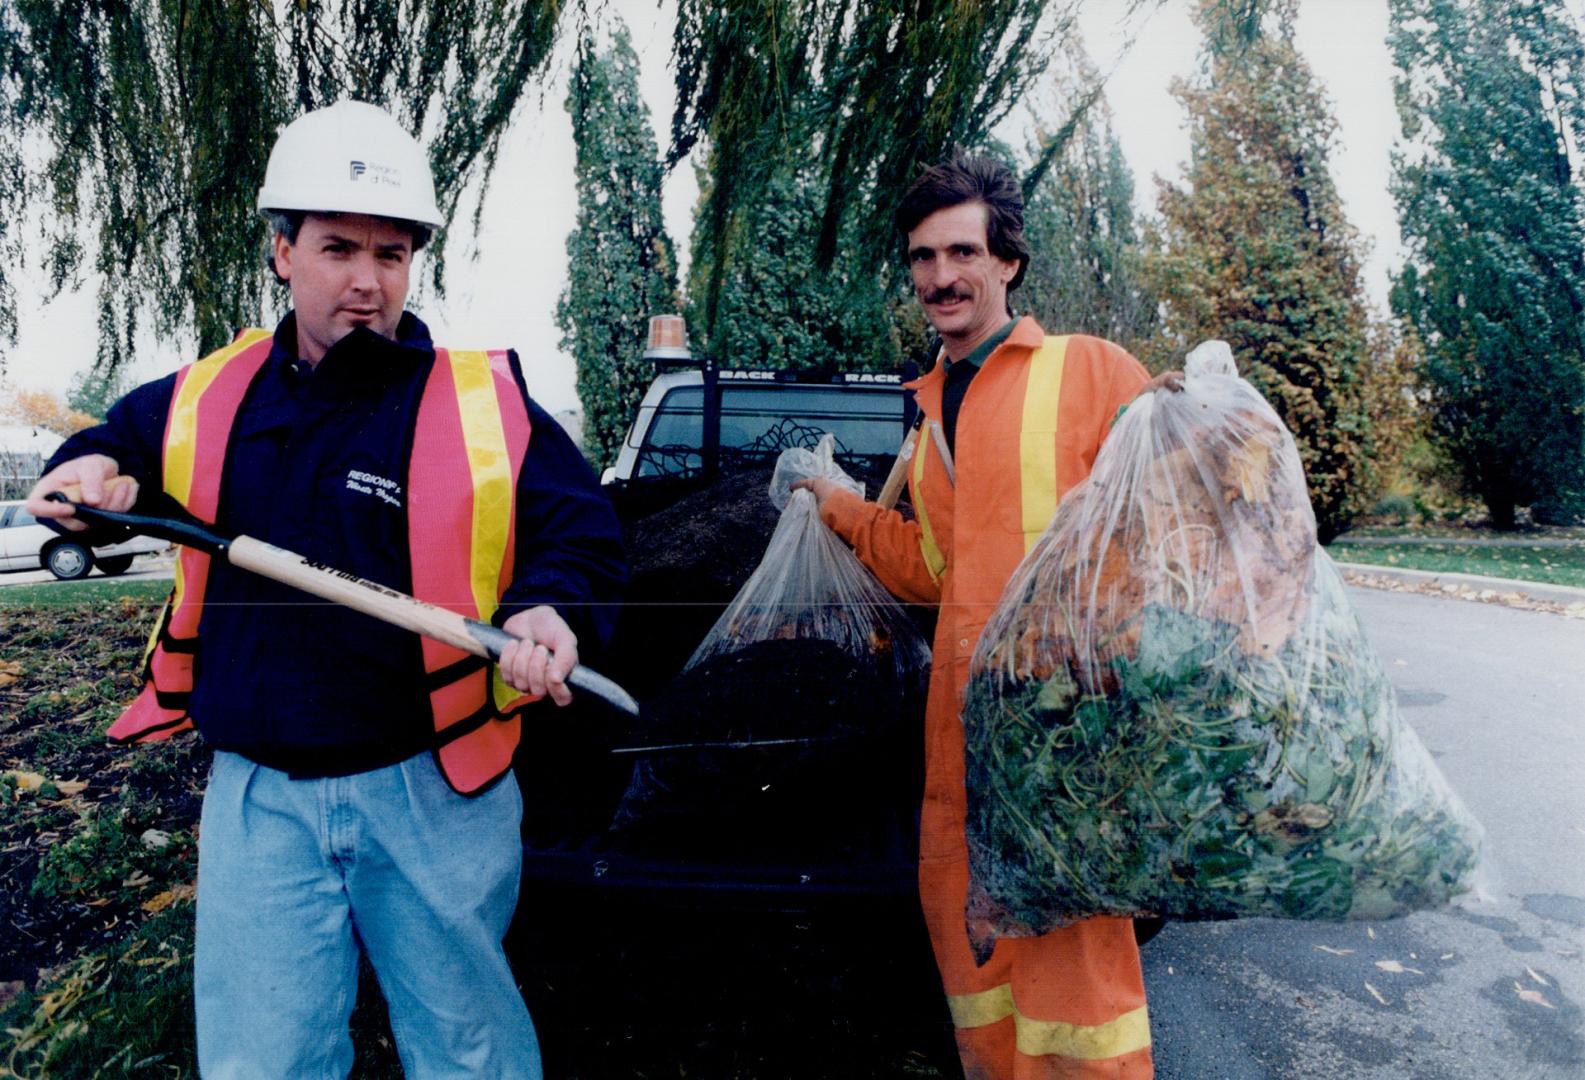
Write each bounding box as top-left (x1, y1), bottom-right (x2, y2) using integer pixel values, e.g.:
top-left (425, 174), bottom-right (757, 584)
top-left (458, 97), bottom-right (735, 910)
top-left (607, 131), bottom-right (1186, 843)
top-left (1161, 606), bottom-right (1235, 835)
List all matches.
top-left (951, 317), bottom-right (1018, 370)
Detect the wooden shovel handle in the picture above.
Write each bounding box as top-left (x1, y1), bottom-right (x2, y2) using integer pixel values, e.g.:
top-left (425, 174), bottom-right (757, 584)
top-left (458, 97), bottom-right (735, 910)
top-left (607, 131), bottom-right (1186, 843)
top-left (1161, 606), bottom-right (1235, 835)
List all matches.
top-left (876, 427), bottom-right (919, 511)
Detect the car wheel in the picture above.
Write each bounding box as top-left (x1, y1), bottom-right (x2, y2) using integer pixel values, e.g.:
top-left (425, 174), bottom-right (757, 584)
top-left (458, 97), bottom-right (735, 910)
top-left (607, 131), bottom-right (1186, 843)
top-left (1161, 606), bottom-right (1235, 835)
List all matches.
top-left (95, 554), bottom-right (135, 576)
top-left (44, 541), bottom-right (93, 581)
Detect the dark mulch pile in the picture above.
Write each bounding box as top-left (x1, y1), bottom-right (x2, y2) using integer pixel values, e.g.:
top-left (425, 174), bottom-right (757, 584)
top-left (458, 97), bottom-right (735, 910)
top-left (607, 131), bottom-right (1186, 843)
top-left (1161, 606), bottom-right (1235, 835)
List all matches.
top-left (603, 468), bottom-right (789, 701)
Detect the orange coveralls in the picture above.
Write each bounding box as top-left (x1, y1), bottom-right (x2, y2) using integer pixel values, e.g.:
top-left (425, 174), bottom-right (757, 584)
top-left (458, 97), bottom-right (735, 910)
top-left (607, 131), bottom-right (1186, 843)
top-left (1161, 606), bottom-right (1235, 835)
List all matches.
top-left (821, 317), bottom-right (1153, 1079)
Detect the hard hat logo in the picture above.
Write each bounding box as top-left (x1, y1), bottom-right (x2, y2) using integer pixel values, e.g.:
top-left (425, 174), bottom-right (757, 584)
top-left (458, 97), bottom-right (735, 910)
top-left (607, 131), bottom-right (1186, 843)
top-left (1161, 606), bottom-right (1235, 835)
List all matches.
top-left (349, 160), bottom-right (402, 190)
top-left (258, 101), bottom-right (441, 229)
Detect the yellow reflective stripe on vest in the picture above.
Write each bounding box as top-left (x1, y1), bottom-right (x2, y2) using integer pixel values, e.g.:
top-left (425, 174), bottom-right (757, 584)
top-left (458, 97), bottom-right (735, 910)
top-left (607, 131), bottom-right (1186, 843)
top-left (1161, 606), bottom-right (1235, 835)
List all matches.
top-left (449, 349), bottom-right (514, 622)
top-left (1018, 335), bottom-right (1068, 551)
top-left (162, 328), bottom-right (273, 626)
top-left (443, 349), bottom-right (521, 712)
top-left (911, 420), bottom-right (947, 582)
top-left (948, 984), bottom-right (1151, 1061)
top-left (163, 329), bottom-right (272, 509)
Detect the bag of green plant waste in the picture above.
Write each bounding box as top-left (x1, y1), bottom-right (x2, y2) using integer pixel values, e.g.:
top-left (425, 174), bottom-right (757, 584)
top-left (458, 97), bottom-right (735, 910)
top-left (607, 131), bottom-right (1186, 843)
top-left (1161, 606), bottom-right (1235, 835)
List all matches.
top-left (961, 341), bottom-right (1484, 961)
top-left (613, 435), bottom-right (932, 834)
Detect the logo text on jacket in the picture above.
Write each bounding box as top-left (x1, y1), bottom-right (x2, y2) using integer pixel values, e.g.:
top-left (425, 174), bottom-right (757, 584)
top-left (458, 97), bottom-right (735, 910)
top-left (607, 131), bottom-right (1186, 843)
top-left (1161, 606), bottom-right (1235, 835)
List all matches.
top-left (345, 469), bottom-right (403, 508)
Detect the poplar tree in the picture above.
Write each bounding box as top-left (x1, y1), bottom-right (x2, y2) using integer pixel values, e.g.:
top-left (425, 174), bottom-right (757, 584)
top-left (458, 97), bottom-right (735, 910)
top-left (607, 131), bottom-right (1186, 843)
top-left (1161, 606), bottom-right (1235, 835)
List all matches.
top-left (1146, 0), bottom-right (1399, 541)
top-left (1020, 112), bottom-right (1157, 356)
top-left (1389, 0), bottom-right (1585, 527)
top-left (556, 24), bottom-right (679, 468)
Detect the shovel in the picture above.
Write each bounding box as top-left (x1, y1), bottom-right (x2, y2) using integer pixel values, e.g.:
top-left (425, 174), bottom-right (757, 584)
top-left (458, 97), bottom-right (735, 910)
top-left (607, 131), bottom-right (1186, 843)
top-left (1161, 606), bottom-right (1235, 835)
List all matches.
top-left (45, 488), bottom-right (641, 718)
top-left (44, 489), bottom-right (847, 754)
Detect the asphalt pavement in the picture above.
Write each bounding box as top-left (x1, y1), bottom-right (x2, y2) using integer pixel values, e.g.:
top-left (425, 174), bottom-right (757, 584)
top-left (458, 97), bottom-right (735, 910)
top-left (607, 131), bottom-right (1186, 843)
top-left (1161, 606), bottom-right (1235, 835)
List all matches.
top-left (0, 551), bottom-right (174, 587)
top-left (1144, 586), bottom-right (1585, 1080)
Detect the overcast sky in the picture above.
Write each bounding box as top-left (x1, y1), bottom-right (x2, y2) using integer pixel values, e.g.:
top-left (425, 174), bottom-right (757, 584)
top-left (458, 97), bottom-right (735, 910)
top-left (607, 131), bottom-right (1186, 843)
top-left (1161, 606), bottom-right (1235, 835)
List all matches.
top-left (0, 0), bottom-right (1444, 415)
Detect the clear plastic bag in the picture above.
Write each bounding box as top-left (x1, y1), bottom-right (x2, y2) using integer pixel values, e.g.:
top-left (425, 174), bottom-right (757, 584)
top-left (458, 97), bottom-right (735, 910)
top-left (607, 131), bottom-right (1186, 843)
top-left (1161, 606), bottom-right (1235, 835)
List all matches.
top-left (683, 435), bottom-right (929, 679)
top-left (962, 341), bottom-right (1485, 960)
top-left (612, 436), bottom-right (932, 831)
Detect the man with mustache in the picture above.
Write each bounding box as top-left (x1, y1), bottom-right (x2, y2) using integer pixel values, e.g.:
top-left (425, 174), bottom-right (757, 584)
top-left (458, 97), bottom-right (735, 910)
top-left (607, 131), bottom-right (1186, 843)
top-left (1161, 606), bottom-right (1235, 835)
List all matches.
top-left (799, 152), bottom-right (1175, 1079)
top-left (27, 101), bottom-right (624, 1077)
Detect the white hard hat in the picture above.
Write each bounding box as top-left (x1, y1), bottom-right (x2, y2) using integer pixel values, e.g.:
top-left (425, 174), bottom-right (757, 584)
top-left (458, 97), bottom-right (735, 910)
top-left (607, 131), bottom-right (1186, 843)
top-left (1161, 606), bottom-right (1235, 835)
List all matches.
top-left (257, 100), bottom-right (443, 228)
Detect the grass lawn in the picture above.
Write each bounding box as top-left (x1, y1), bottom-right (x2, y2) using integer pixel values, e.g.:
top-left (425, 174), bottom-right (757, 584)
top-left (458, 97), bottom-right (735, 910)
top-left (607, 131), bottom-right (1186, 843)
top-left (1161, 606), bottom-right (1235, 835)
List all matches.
top-left (0, 577), bottom-right (172, 607)
top-left (1327, 538), bottom-right (1585, 589)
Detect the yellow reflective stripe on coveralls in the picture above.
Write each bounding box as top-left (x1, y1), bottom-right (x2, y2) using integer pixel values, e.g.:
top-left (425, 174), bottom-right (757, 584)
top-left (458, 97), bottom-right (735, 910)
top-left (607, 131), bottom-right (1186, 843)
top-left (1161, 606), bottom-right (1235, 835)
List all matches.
top-left (948, 985), bottom-right (1151, 1061)
top-left (911, 420), bottom-right (948, 582)
top-left (947, 983), bottom-right (1015, 1028)
top-left (911, 336), bottom-right (1070, 575)
top-left (1018, 335), bottom-right (1068, 551)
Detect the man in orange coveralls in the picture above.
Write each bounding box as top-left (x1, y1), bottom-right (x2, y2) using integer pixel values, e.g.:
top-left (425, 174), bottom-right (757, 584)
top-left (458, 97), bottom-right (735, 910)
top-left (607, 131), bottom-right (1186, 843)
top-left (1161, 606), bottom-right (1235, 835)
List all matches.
top-left (799, 152), bottom-right (1177, 1078)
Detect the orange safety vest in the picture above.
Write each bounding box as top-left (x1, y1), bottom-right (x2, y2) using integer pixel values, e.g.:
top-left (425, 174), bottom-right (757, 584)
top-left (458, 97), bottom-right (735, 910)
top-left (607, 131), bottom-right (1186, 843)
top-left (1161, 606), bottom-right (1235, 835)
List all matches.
top-left (823, 319), bottom-right (1154, 1078)
top-left (107, 328), bottom-right (536, 795)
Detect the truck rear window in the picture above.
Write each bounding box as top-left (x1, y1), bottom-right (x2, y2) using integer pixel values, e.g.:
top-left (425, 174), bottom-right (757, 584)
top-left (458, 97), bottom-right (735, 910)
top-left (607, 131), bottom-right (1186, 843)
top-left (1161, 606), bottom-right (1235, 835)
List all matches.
top-left (632, 385), bottom-right (905, 478)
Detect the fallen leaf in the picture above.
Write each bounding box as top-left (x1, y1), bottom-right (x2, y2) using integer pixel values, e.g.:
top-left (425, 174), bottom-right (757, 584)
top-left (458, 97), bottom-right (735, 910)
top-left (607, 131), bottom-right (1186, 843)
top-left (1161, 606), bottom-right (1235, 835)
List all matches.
top-left (1526, 967), bottom-right (1550, 988)
top-left (140, 829), bottom-right (171, 850)
top-left (1367, 927), bottom-right (1377, 940)
top-left (1365, 982), bottom-right (1389, 1006)
top-left (141, 884), bottom-right (195, 914)
top-left (0, 980), bottom-right (23, 1010)
top-left (83, 898), bottom-right (111, 908)
top-left (1514, 983), bottom-right (1556, 1009)
top-left (1375, 960), bottom-right (1424, 975)
top-left (53, 779), bottom-right (87, 797)
top-left (1296, 994), bottom-right (1316, 1010)
top-left (4, 771), bottom-right (47, 792)
top-left (122, 870), bottom-right (152, 888)
top-left (1440, 953), bottom-right (1455, 961)
top-left (1314, 945), bottom-right (1355, 956)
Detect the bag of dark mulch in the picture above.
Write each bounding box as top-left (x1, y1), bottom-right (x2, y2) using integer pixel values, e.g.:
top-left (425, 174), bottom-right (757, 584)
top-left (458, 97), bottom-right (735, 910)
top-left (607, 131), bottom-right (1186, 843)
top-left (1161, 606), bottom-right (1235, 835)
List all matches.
top-left (961, 341), bottom-right (1487, 962)
top-left (613, 437), bottom-right (932, 838)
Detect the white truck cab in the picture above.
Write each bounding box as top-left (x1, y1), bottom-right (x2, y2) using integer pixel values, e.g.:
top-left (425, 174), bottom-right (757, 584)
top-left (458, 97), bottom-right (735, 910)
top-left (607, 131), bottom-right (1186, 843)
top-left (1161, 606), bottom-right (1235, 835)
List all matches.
top-left (603, 358), bottom-right (914, 486)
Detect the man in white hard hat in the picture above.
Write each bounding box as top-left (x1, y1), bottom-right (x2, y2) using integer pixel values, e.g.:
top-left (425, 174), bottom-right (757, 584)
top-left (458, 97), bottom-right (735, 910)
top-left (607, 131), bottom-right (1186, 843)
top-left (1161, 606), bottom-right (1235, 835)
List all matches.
top-left (28, 100), bottom-right (625, 1077)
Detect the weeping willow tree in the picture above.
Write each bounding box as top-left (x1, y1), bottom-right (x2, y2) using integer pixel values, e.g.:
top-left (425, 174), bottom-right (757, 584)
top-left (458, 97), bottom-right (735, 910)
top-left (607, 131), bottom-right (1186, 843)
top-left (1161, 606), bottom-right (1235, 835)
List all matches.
top-left (0, 0), bottom-right (562, 372)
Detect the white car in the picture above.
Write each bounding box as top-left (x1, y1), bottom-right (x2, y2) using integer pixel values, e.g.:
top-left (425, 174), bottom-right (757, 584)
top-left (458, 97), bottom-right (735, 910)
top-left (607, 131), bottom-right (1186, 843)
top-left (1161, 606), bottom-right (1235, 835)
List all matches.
top-left (0, 500), bottom-right (169, 580)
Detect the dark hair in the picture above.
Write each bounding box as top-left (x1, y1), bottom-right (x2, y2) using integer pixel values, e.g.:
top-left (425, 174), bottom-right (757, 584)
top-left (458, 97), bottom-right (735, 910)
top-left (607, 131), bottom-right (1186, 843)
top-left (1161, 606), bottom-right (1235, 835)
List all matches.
top-left (261, 209), bottom-right (433, 284)
top-left (894, 150), bottom-right (1029, 292)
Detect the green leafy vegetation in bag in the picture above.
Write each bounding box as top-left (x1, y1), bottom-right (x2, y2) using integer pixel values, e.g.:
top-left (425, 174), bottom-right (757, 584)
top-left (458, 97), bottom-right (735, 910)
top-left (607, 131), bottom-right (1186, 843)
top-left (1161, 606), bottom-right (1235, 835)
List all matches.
top-left (962, 342), bottom-right (1484, 962)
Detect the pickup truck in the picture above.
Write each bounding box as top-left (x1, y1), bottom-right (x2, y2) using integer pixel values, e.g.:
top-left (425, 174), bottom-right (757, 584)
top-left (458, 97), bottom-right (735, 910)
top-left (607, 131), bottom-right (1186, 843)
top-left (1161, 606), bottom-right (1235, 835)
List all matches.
top-left (518, 336), bottom-right (925, 915)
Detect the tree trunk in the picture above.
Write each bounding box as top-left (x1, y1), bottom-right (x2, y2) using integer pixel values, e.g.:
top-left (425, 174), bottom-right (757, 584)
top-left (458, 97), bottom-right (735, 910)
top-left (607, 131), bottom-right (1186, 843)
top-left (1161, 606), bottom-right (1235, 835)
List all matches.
top-left (1485, 493), bottom-right (1518, 531)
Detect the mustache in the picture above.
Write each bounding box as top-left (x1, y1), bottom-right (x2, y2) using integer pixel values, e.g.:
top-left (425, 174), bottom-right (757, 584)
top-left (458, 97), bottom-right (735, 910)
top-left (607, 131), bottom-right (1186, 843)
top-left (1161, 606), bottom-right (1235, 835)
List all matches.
top-left (923, 287), bottom-right (969, 304)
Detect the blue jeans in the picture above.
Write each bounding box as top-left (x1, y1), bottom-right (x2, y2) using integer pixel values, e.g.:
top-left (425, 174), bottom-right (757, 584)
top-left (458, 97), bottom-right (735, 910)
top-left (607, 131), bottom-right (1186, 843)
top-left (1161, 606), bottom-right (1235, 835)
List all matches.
top-left (195, 750), bottom-right (541, 1079)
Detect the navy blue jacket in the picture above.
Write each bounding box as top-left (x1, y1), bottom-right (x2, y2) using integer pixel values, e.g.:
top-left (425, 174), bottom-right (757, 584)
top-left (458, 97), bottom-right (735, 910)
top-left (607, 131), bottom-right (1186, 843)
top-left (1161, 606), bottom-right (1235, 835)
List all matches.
top-left (50, 313), bottom-right (627, 776)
